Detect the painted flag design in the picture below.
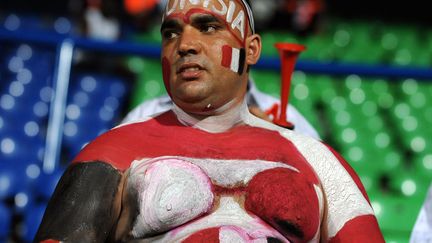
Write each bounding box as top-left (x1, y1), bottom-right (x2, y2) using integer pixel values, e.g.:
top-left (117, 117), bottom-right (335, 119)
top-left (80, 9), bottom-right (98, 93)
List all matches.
top-left (221, 45), bottom-right (246, 75)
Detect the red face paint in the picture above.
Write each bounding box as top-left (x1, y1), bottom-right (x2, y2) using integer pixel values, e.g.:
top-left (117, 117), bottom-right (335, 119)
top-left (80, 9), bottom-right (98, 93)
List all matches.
top-left (162, 57), bottom-right (172, 97)
top-left (221, 45), bottom-right (246, 75)
top-left (165, 8), bottom-right (245, 46)
top-left (221, 45), bottom-right (233, 69)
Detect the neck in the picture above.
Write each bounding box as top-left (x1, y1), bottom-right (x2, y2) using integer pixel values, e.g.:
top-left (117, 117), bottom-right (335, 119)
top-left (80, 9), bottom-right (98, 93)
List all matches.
top-left (173, 98), bottom-right (249, 133)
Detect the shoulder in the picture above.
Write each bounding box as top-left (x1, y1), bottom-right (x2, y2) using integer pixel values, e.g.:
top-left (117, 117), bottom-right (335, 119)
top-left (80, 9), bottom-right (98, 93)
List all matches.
top-left (73, 111), bottom-right (176, 170)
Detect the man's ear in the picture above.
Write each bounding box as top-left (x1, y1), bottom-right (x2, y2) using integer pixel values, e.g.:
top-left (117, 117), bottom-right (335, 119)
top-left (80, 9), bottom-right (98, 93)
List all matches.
top-left (245, 34), bottom-right (262, 65)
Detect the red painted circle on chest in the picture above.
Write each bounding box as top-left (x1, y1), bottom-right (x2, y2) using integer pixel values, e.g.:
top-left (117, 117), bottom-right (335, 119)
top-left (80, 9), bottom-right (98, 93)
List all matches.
top-left (245, 168), bottom-right (320, 242)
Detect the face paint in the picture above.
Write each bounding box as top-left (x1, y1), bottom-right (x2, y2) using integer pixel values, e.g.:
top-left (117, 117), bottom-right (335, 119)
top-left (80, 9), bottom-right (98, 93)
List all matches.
top-left (164, 0), bottom-right (248, 40)
top-left (162, 57), bottom-right (172, 97)
top-left (221, 45), bottom-right (245, 75)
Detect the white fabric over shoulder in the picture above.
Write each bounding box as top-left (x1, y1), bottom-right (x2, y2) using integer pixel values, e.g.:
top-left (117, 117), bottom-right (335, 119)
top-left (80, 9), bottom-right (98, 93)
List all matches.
top-left (410, 184), bottom-right (432, 243)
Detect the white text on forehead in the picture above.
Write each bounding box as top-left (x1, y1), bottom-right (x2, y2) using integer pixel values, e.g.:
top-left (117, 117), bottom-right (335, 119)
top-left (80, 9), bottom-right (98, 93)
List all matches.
top-left (166, 0), bottom-right (246, 39)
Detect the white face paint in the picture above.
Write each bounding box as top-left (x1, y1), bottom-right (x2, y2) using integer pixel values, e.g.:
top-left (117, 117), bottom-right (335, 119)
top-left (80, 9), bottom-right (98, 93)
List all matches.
top-left (164, 0), bottom-right (247, 39)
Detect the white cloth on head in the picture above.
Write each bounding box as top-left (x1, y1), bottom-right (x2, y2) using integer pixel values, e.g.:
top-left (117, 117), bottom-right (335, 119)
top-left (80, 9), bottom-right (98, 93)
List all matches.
top-left (410, 184), bottom-right (432, 243)
top-left (121, 79), bottom-right (320, 140)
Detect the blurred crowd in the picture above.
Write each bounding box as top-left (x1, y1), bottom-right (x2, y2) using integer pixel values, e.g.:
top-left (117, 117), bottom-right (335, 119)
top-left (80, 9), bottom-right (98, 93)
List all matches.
top-left (66, 0), bottom-right (326, 40)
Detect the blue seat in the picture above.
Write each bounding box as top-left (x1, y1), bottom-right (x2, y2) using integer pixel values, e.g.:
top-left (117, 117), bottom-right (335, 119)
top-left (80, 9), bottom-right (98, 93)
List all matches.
top-left (35, 168), bottom-right (64, 200)
top-left (0, 163), bottom-right (26, 199)
top-left (23, 203), bottom-right (47, 242)
top-left (0, 130), bottom-right (45, 163)
top-left (62, 119), bottom-right (109, 160)
top-left (13, 189), bottom-right (35, 215)
top-left (108, 78), bottom-right (128, 98)
top-left (0, 202), bottom-right (12, 238)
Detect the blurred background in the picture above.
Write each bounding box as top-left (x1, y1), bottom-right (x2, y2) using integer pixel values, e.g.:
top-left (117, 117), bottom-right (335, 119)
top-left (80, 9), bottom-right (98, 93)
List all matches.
top-left (0, 0), bottom-right (431, 242)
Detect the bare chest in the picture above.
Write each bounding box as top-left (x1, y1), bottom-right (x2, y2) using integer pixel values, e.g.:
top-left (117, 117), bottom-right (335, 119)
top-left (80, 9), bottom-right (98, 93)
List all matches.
top-left (125, 156), bottom-right (322, 242)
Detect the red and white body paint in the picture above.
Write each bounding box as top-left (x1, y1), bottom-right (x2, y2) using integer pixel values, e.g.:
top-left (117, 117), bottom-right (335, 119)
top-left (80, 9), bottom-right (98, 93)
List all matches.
top-left (164, 0), bottom-right (253, 42)
top-left (73, 101), bottom-right (383, 242)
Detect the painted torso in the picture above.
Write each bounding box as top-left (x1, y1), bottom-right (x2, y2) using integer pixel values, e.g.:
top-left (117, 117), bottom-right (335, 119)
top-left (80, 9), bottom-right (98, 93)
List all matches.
top-left (74, 107), bottom-right (375, 242)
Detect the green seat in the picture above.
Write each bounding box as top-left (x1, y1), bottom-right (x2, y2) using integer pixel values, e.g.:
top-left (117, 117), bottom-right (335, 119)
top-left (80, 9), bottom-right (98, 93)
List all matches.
top-left (382, 230), bottom-right (411, 243)
top-left (127, 58), bottom-right (165, 109)
top-left (261, 31), bottom-right (299, 57)
top-left (413, 153), bottom-right (432, 180)
top-left (389, 170), bottom-right (429, 199)
top-left (372, 194), bottom-right (422, 233)
top-left (251, 70), bottom-right (280, 97)
top-left (133, 25), bottom-right (162, 44)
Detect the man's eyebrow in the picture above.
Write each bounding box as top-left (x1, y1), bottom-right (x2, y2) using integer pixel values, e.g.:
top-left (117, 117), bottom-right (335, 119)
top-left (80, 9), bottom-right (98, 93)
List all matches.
top-left (160, 19), bottom-right (181, 32)
top-left (190, 14), bottom-right (224, 25)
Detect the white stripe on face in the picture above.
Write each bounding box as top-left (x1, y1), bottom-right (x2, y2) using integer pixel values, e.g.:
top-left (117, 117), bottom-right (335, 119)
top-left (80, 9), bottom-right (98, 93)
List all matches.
top-left (230, 47), bottom-right (240, 73)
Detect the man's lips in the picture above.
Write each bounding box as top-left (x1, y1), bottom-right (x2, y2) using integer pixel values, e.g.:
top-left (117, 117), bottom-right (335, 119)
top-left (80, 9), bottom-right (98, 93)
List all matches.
top-left (176, 63), bottom-right (205, 80)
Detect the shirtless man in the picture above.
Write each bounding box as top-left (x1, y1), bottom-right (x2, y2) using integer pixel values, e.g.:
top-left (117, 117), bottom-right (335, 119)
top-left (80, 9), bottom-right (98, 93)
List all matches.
top-left (35, 0), bottom-right (384, 242)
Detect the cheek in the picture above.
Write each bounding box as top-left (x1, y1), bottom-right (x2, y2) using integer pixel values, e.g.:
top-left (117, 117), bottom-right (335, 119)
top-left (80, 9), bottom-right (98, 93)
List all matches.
top-left (162, 57), bottom-right (172, 97)
top-left (220, 45), bottom-right (246, 75)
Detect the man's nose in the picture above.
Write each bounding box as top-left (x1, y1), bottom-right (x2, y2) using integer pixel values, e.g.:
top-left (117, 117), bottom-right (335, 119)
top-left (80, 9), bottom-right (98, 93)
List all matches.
top-left (177, 27), bottom-right (201, 57)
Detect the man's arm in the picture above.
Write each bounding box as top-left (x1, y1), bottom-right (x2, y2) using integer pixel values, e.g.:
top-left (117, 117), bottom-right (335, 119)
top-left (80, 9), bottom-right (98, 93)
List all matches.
top-left (35, 161), bottom-right (125, 242)
top-left (324, 145), bottom-right (384, 242)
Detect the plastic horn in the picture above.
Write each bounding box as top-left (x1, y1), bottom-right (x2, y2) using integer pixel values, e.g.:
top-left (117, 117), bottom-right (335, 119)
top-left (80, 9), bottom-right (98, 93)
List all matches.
top-left (273, 42), bottom-right (306, 129)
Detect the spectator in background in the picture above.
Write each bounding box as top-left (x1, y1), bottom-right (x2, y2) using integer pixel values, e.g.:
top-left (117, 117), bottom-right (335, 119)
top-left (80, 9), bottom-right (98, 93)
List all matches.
top-left (83, 0), bottom-right (121, 40)
top-left (250, 0), bottom-right (325, 35)
top-left (123, 0), bottom-right (160, 32)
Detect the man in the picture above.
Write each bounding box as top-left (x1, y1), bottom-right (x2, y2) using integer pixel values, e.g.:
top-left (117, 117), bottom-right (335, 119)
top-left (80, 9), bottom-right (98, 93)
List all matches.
top-left (35, 0), bottom-right (384, 242)
top-left (122, 78), bottom-right (321, 139)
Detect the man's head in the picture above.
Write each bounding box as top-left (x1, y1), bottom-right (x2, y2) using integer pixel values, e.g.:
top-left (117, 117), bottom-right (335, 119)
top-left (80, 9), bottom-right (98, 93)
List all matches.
top-left (160, 0), bottom-right (262, 116)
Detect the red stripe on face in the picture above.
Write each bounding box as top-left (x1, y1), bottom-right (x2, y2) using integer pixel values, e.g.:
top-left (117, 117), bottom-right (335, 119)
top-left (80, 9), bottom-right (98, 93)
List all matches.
top-left (162, 57), bottom-right (172, 97)
top-left (221, 45), bottom-right (232, 68)
top-left (165, 8), bottom-right (245, 46)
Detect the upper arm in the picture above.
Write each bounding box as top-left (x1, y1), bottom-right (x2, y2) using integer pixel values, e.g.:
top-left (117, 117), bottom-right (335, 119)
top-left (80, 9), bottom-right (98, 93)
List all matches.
top-left (35, 161), bottom-right (125, 242)
top-left (323, 144), bottom-right (385, 242)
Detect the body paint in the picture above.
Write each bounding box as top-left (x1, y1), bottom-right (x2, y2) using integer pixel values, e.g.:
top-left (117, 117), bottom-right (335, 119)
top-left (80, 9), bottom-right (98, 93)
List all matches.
top-left (221, 45), bottom-right (245, 75)
top-left (165, 8), bottom-right (244, 46)
top-left (164, 0), bottom-right (247, 40)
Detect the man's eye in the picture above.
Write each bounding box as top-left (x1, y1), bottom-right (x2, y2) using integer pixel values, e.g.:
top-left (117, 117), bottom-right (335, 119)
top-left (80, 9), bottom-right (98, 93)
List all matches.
top-left (201, 25), bottom-right (217, 33)
top-left (163, 31), bottom-right (178, 39)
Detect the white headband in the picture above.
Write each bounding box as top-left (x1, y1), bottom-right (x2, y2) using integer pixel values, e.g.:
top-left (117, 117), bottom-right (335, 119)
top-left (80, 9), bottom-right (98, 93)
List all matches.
top-left (238, 0), bottom-right (255, 34)
top-left (162, 0), bottom-right (256, 35)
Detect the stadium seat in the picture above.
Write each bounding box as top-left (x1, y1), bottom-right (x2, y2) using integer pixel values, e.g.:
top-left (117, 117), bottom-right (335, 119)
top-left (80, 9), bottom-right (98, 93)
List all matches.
top-left (35, 168), bottom-right (64, 200)
top-left (0, 202), bottom-right (12, 238)
top-left (23, 203), bottom-right (47, 242)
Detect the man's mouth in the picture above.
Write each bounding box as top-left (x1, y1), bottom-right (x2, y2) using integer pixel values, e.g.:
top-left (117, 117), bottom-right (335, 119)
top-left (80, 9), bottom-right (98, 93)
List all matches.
top-left (177, 63), bottom-right (205, 79)
top-left (177, 63), bottom-right (204, 73)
